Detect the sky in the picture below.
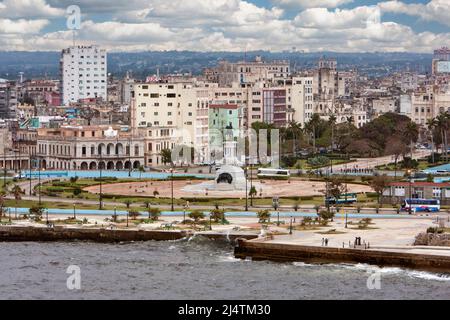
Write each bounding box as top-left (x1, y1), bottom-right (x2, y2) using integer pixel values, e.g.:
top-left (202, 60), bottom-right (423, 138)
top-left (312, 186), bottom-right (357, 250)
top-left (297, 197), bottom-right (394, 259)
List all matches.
top-left (0, 0), bottom-right (449, 52)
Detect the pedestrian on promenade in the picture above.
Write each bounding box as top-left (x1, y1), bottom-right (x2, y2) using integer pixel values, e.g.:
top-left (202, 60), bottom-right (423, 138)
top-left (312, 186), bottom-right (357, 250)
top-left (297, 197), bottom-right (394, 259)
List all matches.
top-left (325, 238), bottom-right (329, 247)
top-left (322, 238), bottom-right (325, 246)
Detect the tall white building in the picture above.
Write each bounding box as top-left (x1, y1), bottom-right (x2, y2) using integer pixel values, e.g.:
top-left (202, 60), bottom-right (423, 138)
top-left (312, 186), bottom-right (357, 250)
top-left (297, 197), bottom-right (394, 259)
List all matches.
top-left (60, 45), bottom-right (107, 105)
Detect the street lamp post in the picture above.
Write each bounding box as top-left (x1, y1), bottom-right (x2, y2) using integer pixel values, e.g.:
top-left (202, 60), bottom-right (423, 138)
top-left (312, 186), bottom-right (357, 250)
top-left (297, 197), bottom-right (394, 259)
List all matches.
top-left (289, 216), bottom-right (293, 235)
top-left (170, 166), bottom-right (174, 212)
top-left (183, 202), bottom-right (189, 224)
top-left (245, 167), bottom-right (248, 211)
top-left (128, 137), bottom-right (132, 178)
top-left (250, 163), bottom-right (253, 207)
top-left (38, 158), bottom-right (42, 206)
top-left (99, 152), bottom-right (103, 210)
top-left (209, 212), bottom-right (212, 231)
top-left (46, 208), bottom-right (49, 225)
top-left (73, 203), bottom-right (76, 220)
top-left (29, 154), bottom-right (32, 196)
top-left (126, 209), bottom-right (129, 227)
top-left (407, 169), bottom-right (413, 214)
top-left (3, 148), bottom-right (6, 190)
top-left (113, 206), bottom-right (117, 222)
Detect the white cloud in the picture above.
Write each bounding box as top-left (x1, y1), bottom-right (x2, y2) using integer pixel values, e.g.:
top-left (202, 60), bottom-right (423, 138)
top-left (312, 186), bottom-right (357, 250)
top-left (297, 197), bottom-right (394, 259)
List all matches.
top-left (273, 0), bottom-right (353, 9)
top-left (294, 6), bottom-right (380, 29)
top-left (0, 18), bottom-right (48, 34)
top-left (0, 0), bottom-right (64, 18)
top-left (0, 0), bottom-right (448, 53)
top-left (379, 0), bottom-right (450, 27)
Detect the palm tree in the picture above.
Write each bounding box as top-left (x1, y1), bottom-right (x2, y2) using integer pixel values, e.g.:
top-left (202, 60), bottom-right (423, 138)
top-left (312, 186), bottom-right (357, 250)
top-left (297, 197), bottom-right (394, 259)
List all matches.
top-left (305, 114), bottom-right (321, 154)
top-left (404, 122), bottom-right (419, 159)
top-left (287, 121), bottom-right (302, 155)
top-left (427, 118), bottom-right (437, 163)
top-left (436, 113), bottom-right (449, 161)
top-left (11, 185), bottom-right (23, 219)
top-left (138, 165), bottom-right (145, 179)
top-left (329, 115), bottom-right (337, 152)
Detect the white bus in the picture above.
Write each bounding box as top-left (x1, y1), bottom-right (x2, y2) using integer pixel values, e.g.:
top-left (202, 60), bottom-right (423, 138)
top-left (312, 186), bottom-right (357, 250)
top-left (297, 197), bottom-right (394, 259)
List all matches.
top-left (257, 168), bottom-right (290, 180)
top-left (402, 199), bottom-right (441, 213)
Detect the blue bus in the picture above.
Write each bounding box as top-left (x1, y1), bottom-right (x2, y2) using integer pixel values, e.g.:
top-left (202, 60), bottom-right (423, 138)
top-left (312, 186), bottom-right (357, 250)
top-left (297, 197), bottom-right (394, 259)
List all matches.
top-left (402, 199), bottom-right (440, 213)
top-left (325, 193), bottom-right (358, 205)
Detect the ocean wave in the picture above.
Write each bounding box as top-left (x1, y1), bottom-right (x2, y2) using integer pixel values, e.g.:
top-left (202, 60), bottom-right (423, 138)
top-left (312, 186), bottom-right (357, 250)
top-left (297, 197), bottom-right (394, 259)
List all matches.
top-left (292, 261), bottom-right (450, 282)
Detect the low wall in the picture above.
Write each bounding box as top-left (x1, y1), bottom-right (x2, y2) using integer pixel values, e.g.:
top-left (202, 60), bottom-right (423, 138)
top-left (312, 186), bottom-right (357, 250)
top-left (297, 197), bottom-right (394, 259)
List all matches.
top-left (0, 226), bottom-right (190, 243)
top-left (234, 239), bottom-right (450, 272)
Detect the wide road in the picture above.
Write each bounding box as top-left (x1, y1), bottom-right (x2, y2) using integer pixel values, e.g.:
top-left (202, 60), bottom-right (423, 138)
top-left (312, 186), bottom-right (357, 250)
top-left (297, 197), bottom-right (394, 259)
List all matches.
top-left (327, 149), bottom-right (431, 171)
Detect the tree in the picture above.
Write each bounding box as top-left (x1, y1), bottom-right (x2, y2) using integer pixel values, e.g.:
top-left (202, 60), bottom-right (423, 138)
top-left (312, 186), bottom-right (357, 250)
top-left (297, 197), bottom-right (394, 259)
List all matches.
top-left (161, 149), bottom-right (173, 166)
top-left (257, 209), bottom-right (271, 223)
top-left (128, 210), bottom-right (141, 220)
top-left (189, 210), bottom-right (205, 223)
top-left (318, 210), bottom-right (334, 224)
top-left (249, 186), bottom-right (257, 200)
top-left (329, 115), bottom-right (337, 151)
top-left (11, 185), bottom-right (23, 219)
top-left (427, 118), bottom-right (437, 163)
top-left (404, 122), bottom-right (419, 159)
top-left (305, 114), bottom-right (326, 154)
top-left (144, 200), bottom-right (151, 209)
top-left (369, 175), bottom-right (390, 204)
top-left (138, 165), bottom-right (145, 179)
top-left (327, 176), bottom-right (346, 201)
top-left (148, 208), bottom-right (161, 221)
top-left (210, 209), bottom-right (225, 223)
top-left (0, 192), bottom-right (6, 219)
top-left (384, 136), bottom-right (409, 179)
top-left (124, 199), bottom-right (132, 209)
top-left (29, 205), bottom-right (45, 222)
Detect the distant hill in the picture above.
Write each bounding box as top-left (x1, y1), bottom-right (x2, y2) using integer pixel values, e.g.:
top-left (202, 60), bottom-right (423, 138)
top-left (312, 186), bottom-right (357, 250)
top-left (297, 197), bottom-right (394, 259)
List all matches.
top-left (0, 51), bottom-right (432, 80)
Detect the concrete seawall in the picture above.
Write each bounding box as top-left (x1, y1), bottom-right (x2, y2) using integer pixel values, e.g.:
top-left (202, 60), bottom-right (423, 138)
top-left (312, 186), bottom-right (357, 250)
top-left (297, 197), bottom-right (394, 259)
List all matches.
top-left (0, 226), bottom-right (190, 243)
top-left (234, 239), bottom-right (450, 272)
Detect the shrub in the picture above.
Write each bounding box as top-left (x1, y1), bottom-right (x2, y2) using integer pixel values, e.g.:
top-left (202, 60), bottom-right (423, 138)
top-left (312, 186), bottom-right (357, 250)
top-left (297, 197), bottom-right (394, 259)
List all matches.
top-left (257, 210), bottom-right (271, 223)
top-left (73, 187), bottom-right (82, 196)
top-left (318, 210), bottom-right (335, 221)
top-left (70, 176), bottom-right (79, 183)
top-left (148, 208), bottom-right (161, 221)
top-left (210, 209), bottom-right (226, 223)
top-left (307, 156), bottom-right (330, 167)
top-left (427, 227), bottom-right (443, 234)
top-left (189, 210), bottom-right (205, 222)
top-left (128, 210), bottom-right (141, 220)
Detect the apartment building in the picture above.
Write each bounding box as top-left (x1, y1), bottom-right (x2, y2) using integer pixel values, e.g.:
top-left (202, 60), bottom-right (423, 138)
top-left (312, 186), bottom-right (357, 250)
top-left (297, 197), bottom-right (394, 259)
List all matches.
top-left (289, 76), bottom-right (314, 125)
top-left (215, 56), bottom-right (290, 87)
top-left (131, 82), bottom-right (197, 166)
top-left (0, 79), bottom-right (17, 119)
top-left (60, 45), bottom-right (107, 105)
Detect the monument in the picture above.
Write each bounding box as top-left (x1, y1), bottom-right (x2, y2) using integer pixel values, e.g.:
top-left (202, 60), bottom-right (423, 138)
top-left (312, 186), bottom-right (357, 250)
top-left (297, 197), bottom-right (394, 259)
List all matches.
top-left (183, 140), bottom-right (250, 193)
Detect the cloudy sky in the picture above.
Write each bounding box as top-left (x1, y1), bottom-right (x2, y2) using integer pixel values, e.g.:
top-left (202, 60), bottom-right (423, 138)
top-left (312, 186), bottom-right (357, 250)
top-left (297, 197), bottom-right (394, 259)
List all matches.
top-left (0, 0), bottom-right (448, 52)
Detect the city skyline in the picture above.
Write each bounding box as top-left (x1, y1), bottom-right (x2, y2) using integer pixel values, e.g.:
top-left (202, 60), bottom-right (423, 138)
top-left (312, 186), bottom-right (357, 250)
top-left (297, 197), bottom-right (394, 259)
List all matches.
top-left (0, 0), bottom-right (449, 53)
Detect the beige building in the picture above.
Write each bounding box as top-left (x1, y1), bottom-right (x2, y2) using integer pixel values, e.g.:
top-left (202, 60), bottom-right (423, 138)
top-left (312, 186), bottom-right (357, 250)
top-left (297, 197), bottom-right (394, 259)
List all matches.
top-left (215, 56), bottom-right (290, 87)
top-left (36, 125), bottom-right (144, 170)
top-left (289, 76), bottom-right (314, 125)
top-left (131, 82), bottom-right (197, 166)
top-left (409, 86), bottom-right (450, 125)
